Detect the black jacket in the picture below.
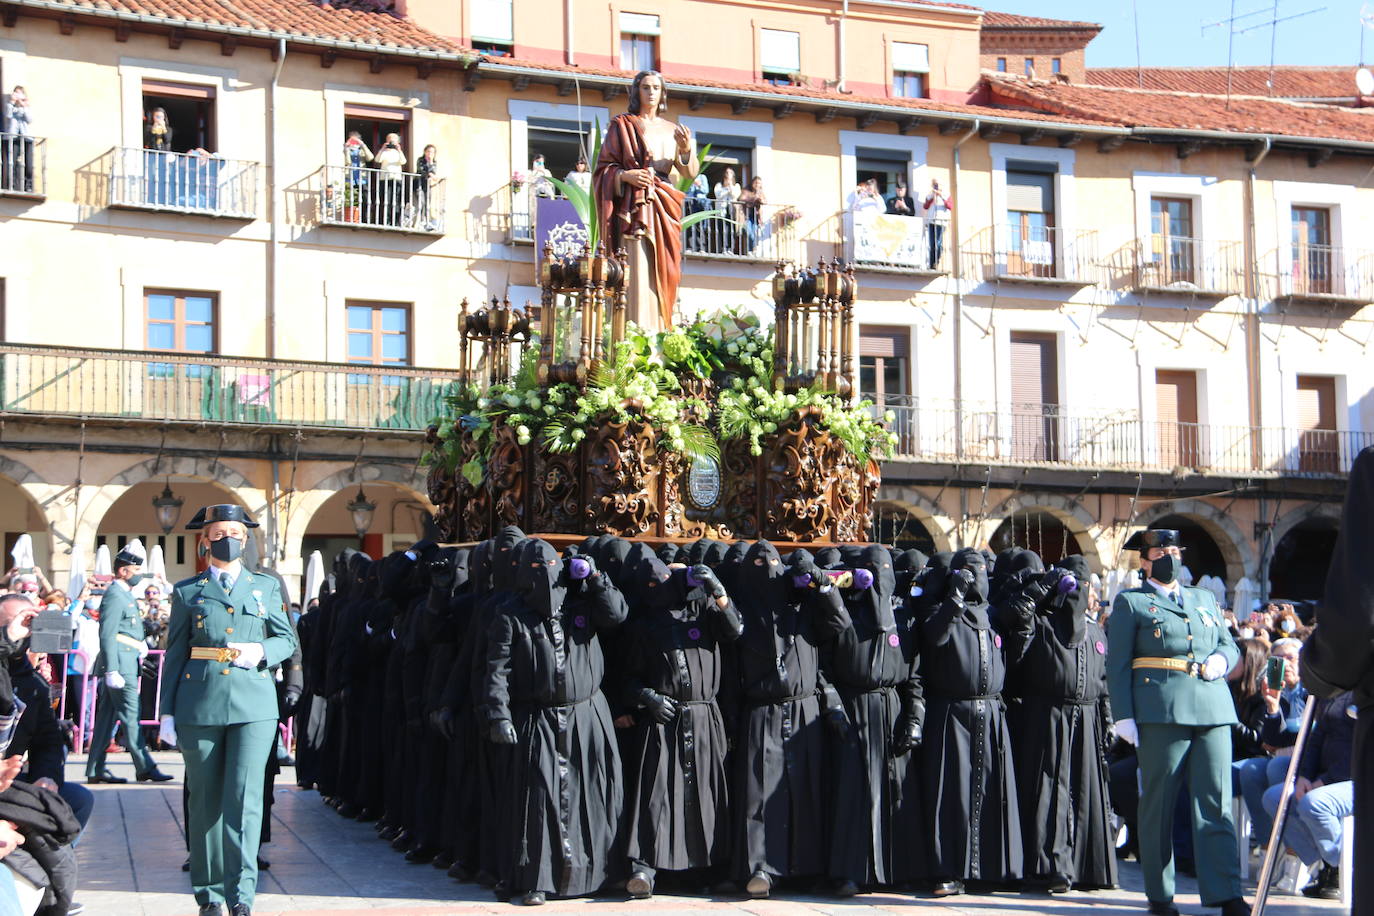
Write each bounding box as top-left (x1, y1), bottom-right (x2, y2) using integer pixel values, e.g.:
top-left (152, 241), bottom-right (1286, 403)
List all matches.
top-left (5, 660), bottom-right (64, 785)
top-left (0, 779), bottom-right (80, 916)
top-left (1300, 692), bottom-right (1356, 786)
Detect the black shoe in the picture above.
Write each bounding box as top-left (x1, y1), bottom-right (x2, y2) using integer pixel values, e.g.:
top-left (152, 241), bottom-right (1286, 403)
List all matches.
top-left (520, 891), bottom-right (546, 906)
top-left (229, 905), bottom-right (251, 916)
top-left (448, 861), bottom-right (474, 882)
top-left (390, 830), bottom-right (413, 851)
top-left (67, 903), bottom-right (85, 916)
top-left (86, 770), bottom-right (128, 785)
top-left (932, 879), bottom-right (964, 897)
top-left (431, 850), bottom-right (454, 870)
top-left (137, 768), bottom-right (173, 783)
top-left (405, 845), bottom-right (437, 865)
top-left (256, 855), bottom-right (269, 870)
top-left (277, 755), bottom-right (296, 766)
top-left (1047, 873), bottom-right (1072, 894)
top-left (1217, 898), bottom-right (1251, 916)
top-left (355, 807), bottom-right (378, 822)
top-left (835, 879), bottom-right (859, 898)
top-left (1148, 902), bottom-right (1181, 916)
top-left (745, 871), bottom-right (771, 898)
top-left (197, 906), bottom-right (222, 916)
top-left (182, 857), bottom-right (191, 872)
top-left (627, 871), bottom-right (653, 899)
top-left (377, 824), bottom-right (400, 841)
top-left (337, 803), bottom-right (360, 819)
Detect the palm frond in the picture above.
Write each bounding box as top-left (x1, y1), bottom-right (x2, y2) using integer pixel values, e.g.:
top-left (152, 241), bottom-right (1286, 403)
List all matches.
top-left (677, 424), bottom-right (720, 462)
top-left (546, 176), bottom-right (591, 226)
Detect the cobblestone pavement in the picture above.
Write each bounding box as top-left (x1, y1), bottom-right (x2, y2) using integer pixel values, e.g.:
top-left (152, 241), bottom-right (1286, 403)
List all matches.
top-left (68, 752), bottom-right (1346, 916)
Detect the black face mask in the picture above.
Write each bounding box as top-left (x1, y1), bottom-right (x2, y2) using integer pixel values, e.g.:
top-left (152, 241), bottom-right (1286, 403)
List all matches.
top-left (1149, 554), bottom-right (1178, 586)
top-left (209, 537), bottom-right (244, 563)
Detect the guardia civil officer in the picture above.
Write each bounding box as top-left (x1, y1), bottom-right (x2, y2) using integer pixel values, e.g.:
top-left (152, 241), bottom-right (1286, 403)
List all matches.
top-left (1106, 529), bottom-right (1249, 916)
top-left (158, 505), bottom-right (298, 916)
top-left (85, 538), bottom-right (173, 784)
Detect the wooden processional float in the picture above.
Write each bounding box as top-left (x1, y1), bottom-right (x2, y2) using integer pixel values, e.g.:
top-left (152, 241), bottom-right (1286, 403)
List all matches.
top-left (425, 242), bottom-right (882, 546)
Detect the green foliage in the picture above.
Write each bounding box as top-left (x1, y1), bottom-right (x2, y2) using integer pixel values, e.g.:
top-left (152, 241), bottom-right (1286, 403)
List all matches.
top-left (545, 121), bottom-right (603, 250)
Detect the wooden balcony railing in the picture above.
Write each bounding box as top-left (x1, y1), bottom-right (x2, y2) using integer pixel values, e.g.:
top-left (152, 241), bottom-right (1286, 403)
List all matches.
top-left (0, 344), bottom-right (461, 432)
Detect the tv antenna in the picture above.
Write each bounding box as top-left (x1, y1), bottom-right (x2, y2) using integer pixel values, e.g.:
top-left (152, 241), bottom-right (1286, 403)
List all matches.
top-left (1202, 2), bottom-right (1326, 106)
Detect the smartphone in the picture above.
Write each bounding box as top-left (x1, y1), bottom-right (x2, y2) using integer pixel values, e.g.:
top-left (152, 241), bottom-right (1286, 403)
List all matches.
top-left (1265, 657), bottom-right (1286, 691)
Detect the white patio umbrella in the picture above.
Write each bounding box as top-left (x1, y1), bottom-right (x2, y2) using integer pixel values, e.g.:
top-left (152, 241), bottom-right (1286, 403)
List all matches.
top-left (1232, 577), bottom-right (1260, 618)
top-left (303, 550), bottom-right (325, 607)
top-left (1178, 564), bottom-right (1194, 587)
top-left (66, 543), bottom-right (87, 600)
top-left (9, 534), bottom-right (33, 571)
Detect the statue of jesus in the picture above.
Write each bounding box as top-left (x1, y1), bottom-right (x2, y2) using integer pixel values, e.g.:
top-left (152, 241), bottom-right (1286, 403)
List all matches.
top-left (594, 70), bottom-right (698, 334)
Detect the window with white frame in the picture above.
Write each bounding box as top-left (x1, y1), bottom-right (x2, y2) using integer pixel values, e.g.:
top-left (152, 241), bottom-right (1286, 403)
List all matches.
top-left (760, 28), bottom-right (800, 83)
top-left (471, 0), bottom-right (513, 54)
top-left (891, 42), bottom-right (929, 99)
top-left (620, 13), bottom-right (659, 72)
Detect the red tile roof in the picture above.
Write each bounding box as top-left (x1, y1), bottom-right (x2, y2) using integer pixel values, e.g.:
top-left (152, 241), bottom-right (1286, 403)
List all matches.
top-left (1085, 66), bottom-right (1362, 100)
top-left (981, 11), bottom-right (1101, 30)
top-left (479, 54), bottom-right (1116, 130)
top-left (13, 0), bottom-right (470, 54)
top-left (986, 75), bottom-right (1374, 143)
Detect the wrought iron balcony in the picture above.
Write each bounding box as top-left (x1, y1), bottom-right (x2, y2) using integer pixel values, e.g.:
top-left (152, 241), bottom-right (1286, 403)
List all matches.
top-left (318, 165), bottom-right (446, 234)
top-left (834, 209), bottom-right (950, 274)
top-left (874, 396), bottom-right (1371, 479)
top-left (0, 133), bottom-right (45, 200)
top-left (1134, 236), bottom-right (1244, 297)
top-left (966, 224), bottom-right (1101, 286)
top-left (108, 147), bottom-right (259, 219)
top-left (683, 197), bottom-right (800, 263)
top-left (0, 344), bottom-right (460, 432)
top-left (1272, 243), bottom-right (1374, 304)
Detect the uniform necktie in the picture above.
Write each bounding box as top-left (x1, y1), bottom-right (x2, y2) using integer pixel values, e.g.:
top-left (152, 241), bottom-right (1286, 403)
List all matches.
top-left (220, 572), bottom-right (232, 591)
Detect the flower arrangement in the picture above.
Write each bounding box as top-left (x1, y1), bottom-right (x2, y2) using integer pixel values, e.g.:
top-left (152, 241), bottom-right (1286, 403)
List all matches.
top-left (427, 304), bottom-right (894, 485)
top-left (776, 205), bottom-right (803, 228)
top-left (509, 169), bottom-right (527, 192)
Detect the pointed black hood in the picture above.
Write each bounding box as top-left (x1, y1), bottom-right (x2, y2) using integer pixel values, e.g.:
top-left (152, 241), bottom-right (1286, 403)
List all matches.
top-left (519, 539), bottom-right (565, 618)
top-left (490, 526), bottom-right (527, 591)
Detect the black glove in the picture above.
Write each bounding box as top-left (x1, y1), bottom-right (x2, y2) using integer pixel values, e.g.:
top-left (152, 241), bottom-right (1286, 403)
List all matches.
top-left (891, 718), bottom-right (922, 757)
top-left (821, 685), bottom-right (849, 736)
top-left (1018, 568), bottom-right (1060, 604)
top-left (638, 688), bottom-right (679, 724)
top-left (688, 565), bottom-right (727, 600)
top-left (945, 568), bottom-right (974, 601)
top-left (488, 719), bottom-right (517, 745)
top-left (430, 706), bottom-right (455, 741)
top-left (282, 687), bottom-right (302, 719)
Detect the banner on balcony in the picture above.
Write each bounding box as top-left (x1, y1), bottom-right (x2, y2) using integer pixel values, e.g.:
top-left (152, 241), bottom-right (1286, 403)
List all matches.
top-left (853, 211), bottom-right (925, 267)
top-left (535, 197), bottom-right (589, 260)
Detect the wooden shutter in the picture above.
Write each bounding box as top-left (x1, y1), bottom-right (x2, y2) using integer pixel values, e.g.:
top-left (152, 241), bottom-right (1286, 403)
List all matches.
top-left (1010, 332), bottom-right (1056, 407)
top-left (143, 79), bottom-right (215, 100)
top-left (1006, 171), bottom-right (1053, 214)
top-left (1155, 371), bottom-right (1199, 424)
top-left (859, 327), bottom-right (908, 359)
top-left (1296, 376), bottom-right (1336, 431)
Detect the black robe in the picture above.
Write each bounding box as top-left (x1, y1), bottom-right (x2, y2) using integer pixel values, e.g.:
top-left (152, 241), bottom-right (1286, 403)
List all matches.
top-left (822, 545), bottom-right (926, 887)
top-left (919, 549), bottom-right (1026, 884)
top-left (482, 539), bottom-right (628, 897)
top-left (730, 541), bottom-right (851, 882)
top-left (1005, 555), bottom-right (1118, 889)
top-left (622, 558), bottom-right (743, 873)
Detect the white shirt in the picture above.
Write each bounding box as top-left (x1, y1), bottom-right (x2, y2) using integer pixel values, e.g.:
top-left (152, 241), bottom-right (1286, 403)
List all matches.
top-left (1148, 578), bottom-right (1182, 605)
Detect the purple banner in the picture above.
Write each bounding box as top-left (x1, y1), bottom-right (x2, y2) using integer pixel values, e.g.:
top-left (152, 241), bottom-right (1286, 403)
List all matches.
top-left (535, 196), bottom-right (589, 260)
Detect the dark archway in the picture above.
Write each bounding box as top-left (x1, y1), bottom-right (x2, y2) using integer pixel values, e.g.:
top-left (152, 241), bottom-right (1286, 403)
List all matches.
top-left (1150, 513), bottom-right (1226, 583)
top-left (870, 503), bottom-right (937, 555)
top-left (1269, 517), bottom-right (1339, 601)
top-left (989, 509), bottom-right (1086, 565)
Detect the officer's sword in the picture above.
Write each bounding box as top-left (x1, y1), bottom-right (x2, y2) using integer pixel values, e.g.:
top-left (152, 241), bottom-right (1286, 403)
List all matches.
top-left (1252, 694), bottom-right (1318, 916)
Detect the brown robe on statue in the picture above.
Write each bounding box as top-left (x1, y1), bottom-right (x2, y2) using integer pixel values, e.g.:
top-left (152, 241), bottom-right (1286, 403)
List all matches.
top-left (593, 113), bottom-right (686, 330)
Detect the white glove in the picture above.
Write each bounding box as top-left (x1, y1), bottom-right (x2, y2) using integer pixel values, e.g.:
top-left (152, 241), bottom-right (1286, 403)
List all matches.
top-left (105, 671), bottom-right (126, 690)
top-left (158, 715), bottom-right (177, 748)
top-left (1202, 652), bottom-right (1229, 681)
top-left (228, 642), bottom-right (265, 669)
top-left (1115, 717), bottom-right (1139, 746)
top-left (136, 642), bottom-right (149, 660)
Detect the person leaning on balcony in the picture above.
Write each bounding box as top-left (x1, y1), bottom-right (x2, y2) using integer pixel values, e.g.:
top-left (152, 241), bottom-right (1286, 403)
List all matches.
top-left (84, 539), bottom-right (173, 786)
top-left (737, 175), bottom-right (766, 253)
top-left (886, 179), bottom-right (915, 216)
top-left (922, 179), bottom-right (951, 269)
top-left (2, 86), bottom-right (33, 193)
top-left (415, 144), bottom-right (439, 230)
top-left (158, 504), bottom-right (297, 916)
top-left (1106, 528), bottom-right (1250, 916)
top-left (564, 156), bottom-right (591, 194)
top-left (143, 107), bottom-right (175, 205)
top-left (374, 133), bottom-right (407, 226)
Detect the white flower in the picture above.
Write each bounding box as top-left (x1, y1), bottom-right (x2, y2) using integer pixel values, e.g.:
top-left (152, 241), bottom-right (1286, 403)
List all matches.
top-left (572, 429), bottom-right (586, 441)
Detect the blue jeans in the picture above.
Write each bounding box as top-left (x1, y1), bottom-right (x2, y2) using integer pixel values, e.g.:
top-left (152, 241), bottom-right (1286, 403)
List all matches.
top-left (0, 864), bottom-right (22, 916)
top-left (1262, 780), bottom-right (1354, 867)
top-left (1233, 755), bottom-right (1290, 842)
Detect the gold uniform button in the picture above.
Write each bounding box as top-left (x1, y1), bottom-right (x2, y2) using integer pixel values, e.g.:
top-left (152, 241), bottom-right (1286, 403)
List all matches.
top-left (185, 674), bottom-right (191, 679)
top-left (1187, 652), bottom-right (1195, 659)
top-left (221, 669), bottom-right (231, 675)
top-left (1144, 677), bottom-right (1151, 683)
top-left (227, 609), bottom-right (234, 614)
top-left (226, 627), bottom-right (234, 634)
top-left (1187, 635), bottom-right (1193, 640)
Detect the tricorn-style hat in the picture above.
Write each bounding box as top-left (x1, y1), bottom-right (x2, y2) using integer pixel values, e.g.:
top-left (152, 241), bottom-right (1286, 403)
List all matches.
top-left (186, 504), bottom-right (260, 530)
top-left (1122, 528), bottom-right (1181, 553)
top-left (114, 538), bottom-right (146, 569)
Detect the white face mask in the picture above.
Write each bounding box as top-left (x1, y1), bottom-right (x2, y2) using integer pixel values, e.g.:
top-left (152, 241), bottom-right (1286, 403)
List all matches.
top-left (1239, 627), bottom-right (1255, 640)
top-left (1280, 618), bottom-right (1296, 633)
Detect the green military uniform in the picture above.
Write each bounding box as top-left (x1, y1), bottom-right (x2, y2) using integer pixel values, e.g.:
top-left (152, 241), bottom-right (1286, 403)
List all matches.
top-left (161, 559), bottom-right (297, 912)
top-left (85, 575), bottom-right (158, 780)
top-left (1107, 578), bottom-right (1242, 908)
